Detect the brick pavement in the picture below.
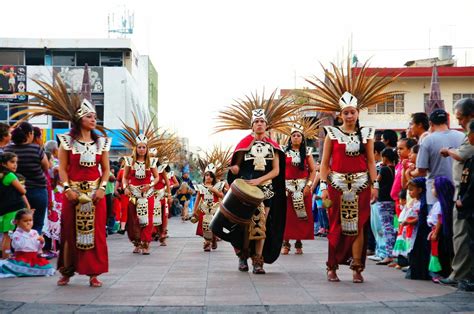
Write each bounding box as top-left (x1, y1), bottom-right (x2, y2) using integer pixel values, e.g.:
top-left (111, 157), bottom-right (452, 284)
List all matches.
top-left (0, 217), bottom-right (473, 313)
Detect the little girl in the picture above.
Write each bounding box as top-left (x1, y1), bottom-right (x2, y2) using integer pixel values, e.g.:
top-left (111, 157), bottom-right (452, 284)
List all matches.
top-left (0, 209), bottom-right (55, 277)
top-left (428, 176), bottom-right (454, 282)
top-left (0, 152), bottom-right (30, 259)
top-left (405, 177), bottom-right (430, 280)
top-left (392, 178), bottom-right (425, 265)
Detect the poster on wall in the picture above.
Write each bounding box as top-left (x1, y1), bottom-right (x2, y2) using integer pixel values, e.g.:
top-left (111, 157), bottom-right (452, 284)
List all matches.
top-left (53, 66), bottom-right (104, 93)
top-left (0, 65), bottom-right (27, 103)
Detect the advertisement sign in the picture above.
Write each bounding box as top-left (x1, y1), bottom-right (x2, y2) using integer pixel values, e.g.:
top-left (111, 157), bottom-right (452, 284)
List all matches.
top-left (53, 66), bottom-right (104, 93)
top-left (0, 65), bottom-right (27, 103)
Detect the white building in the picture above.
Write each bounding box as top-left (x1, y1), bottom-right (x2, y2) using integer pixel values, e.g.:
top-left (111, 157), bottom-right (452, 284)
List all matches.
top-left (0, 37), bottom-right (158, 154)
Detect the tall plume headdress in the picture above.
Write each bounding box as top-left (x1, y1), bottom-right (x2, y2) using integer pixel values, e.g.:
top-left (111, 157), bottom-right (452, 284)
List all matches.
top-left (119, 113), bottom-right (161, 149)
top-left (300, 59), bottom-right (401, 113)
top-left (10, 73), bottom-right (107, 135)
top-left (198, 145), bottom-right (232, 179)
top-left (283, 114), bottom-right (324, 140)
top-left (215, 89), bottom-right (298, 134)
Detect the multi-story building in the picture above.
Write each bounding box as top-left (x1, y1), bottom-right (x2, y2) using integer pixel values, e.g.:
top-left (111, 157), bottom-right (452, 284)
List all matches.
top-left (281, 66), bottom-right (474, 132)
top-left (0, 37), bottom-right (158, 156)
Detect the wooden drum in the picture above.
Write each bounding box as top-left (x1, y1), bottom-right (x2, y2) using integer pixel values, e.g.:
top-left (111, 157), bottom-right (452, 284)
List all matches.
top-left (210, 179), bottom-right (264, 242)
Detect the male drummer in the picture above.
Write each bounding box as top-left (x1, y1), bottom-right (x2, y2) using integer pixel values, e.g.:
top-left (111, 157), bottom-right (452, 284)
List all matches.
top-left (227, 109), bottom-right (287, 274)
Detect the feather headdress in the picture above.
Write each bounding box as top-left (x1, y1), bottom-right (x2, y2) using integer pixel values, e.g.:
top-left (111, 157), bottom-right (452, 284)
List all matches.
top-left (198, 145), bottom-right (232, 179)
top-left (10, 74), bottom-right (106, 135)
top-left (215, 89), bottom-right (298, 133)
top-left (150, 131), bottom-right (181, 164)
top-left (282, 114), bottom-right (324, 140)
top-left (301, 59), bottom-right (401, 113)
top-left (119, 113), bottom-right (161, 149)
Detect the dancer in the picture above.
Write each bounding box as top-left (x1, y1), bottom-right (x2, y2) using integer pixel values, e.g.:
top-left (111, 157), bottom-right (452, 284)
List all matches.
top-left (120, 115), bottom-right (161, 255)
top-left (215, 89), bottom-right (296, 274)
top-left (281, 117), bottom-right (319, 255)
top-left (12, 73), bottom-right (112, 287)
top-left (192, 147), bottom-right (229, 251)
top-left (302, 60), bottom-right (398, 283)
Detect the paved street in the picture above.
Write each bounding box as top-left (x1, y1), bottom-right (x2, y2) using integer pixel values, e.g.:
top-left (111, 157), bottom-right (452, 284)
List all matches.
top-left (0, 217), bottom-right (473, 313)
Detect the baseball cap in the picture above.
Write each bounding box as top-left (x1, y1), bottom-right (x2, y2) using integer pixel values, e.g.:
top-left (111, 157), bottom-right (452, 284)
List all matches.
top-left (429, 109), bottom-right (448, 125)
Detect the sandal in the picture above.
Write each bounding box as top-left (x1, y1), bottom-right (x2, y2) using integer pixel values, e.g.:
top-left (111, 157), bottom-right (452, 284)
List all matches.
top-left (203, 241), bottom-right (211, 252)
top-left (133, 246), bottom-right (141, 254)
top-left (89, 276), bottom-right (103, 287)
top-left (327, 270), bottom-right (340, 282)
top-left (350, 259), bottom-right (365, 283)
top-left (57, 276), bottom-right (70, 286)
top-left (352, 271), bottom-right (364, 283)
top-left (141, 242), bottom-right (150, 255)
top-left (295, 248), bottom-right (303, 255)
top-left (281, 241), bottom-right (290, 255)
top-left (327, 265), bottom-right (340, 282)
top-left (238, 258), bottom-right (249, 272)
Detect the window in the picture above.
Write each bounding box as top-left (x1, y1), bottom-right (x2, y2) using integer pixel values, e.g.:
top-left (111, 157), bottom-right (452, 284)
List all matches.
top-left (52, 51), bottom-right (76, 66)
top-left (25, 49), bottom-right (45, 65)
top-left (100, 51), bottom-right (123, 67)
top-left (453, 93), bottom-right (474, 112)
top-left (368, 94), bottom-right (404, 114)
top-left (0, 51), bottom-right (24, 65)
top-left (52, 94), bottom-right (104, 128)
top-left (76, 51), bottom-right (100, 66)
top-left (92, 94), bottom-right (104, 125)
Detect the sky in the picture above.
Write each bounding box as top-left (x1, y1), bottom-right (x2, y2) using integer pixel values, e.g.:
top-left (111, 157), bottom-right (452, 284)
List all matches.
top-left (2, 0), bottom-right (474, 151)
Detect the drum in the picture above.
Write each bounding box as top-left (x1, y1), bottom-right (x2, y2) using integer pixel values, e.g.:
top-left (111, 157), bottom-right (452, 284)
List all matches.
top-left (210, 179), bottom-right (264, 242)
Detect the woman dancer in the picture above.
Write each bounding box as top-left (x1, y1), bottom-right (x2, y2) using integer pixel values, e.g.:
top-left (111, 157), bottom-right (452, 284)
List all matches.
top-left (12, 74), bottom-right (111, 287)
top-left (302, 60), bottom-right (398, 283)
top-left (281, 117), bottom-right (319, 255)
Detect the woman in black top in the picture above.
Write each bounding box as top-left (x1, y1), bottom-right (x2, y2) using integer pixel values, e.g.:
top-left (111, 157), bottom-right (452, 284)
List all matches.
top-left (374, 148), bottom-right (397, 265)
top-left (4, 122), bottom-right (49, 233)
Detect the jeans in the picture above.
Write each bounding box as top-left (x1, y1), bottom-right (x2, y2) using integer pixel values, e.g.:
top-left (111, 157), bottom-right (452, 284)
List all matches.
top-left (317, 207), bottom-right (329, 230)
top-left (370, 202), bottom-right (385, 257)
top-left (26, 187), bottom-right (48, 234)
top-left (375, 201), bottom-right (396, 258)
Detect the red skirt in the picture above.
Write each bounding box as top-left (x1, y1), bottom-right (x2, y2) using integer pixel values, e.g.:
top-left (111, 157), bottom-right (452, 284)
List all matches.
top-left (326, 185), bottom-right (370, 267)
top-left (14, 251), bottom-right (49, 267)
top-left (196, 211), bottom-right (204, 237)
top-left (58, 197), bottom-right (108, 276)
top-left (127, 197), bottom-right (155, 243)
top-left (283, 192), bottom-right (314, 240)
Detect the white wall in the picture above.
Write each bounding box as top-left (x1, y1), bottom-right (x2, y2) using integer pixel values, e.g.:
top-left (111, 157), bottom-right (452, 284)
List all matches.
top-left (359, 76), bottom-right (474, 130)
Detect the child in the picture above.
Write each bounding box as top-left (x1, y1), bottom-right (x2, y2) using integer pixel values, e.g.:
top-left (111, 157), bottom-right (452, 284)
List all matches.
top-left (177, 182), bottom-right (193, 221)
top-left (313, 183), bottom-right (328, 237)
top-left (428, 176), bottom-right (455, 282)
top-left (0, 152), bottom-right (29, 259)
top-left (391, 138), bottom-right (417, 218)
top-left (0, 209), bottom-right (55, 277)
top-left (374, 148), bottom-right (397, 265)
top-left (405, 177), bottom-right (430, 280)
top-left (392, 178), bottom-right (424, 267)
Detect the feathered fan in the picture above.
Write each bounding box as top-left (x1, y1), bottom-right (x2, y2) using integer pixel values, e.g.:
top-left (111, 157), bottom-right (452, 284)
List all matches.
top-left (118, 113), bottom-right (161, 149)
top-left (215, 89), bottom-right (298, 133)
top-left (198, 145), bottom-right (232, 179)
top-left (301, 59), bottom-right (402, 113)
top-left (282, 115), bottom-right (324, 140)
